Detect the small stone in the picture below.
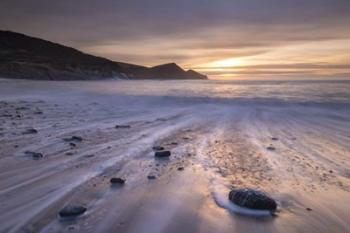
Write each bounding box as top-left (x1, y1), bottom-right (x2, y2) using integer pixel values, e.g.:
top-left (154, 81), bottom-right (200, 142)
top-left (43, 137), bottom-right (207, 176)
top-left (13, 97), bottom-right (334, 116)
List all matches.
top-left (69, 142), bottom-right (76, 147)
top-left (64, 136), bottom-right (83, 142)
top-left (228, 189), bottom-right (277, 211)
top-left (84, 154), bottom-right (94, 158)
top-left (170, 142), bottom-right (178, 145)
top-left (115, 125), bottom-right (131, 129)
top-left (155, 151), bottom-right (171, 158)
top-left (271, 137), bottom-right (279, 141)
top-left (65, 152), bottom-right (74, 156)
top-left (110, 177), bottom-right (125, 185)
top-left (329, 170), bottom-right (333, 173)
top-left (147, 175), bottom-right (156, 179)
top-left (152, 146), bottom-right (164, 151)
top-left (266, 146), bottom-right (276, 151)
top-left (177, 167), bottom-right (184, 171)
top-left (306, 207), bottom-right (312, 211)
top-left (25, 151), bottom-right (43, 159)
top-left (22, 128), bottom-right (38, 134)
top-left (59, 204), bottom-right (87, 217)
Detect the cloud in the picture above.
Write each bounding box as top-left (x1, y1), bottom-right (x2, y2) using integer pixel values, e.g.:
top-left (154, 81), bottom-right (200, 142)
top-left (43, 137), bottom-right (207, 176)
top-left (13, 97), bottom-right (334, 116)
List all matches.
top-left (1, 0), bottom-right (350, 78)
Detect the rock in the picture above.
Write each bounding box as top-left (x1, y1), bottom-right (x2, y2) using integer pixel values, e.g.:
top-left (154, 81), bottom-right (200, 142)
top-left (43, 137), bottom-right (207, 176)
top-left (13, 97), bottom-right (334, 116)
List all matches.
top-left (306, 207), bottom-right (312, 211)
top-left (69, 142), bottom-right (76, 147)
top-left (266, 146), bottom-right (276, 151)
top-left (25, 151), bottom-right (43, 159)
top-left (110, 177), bottom-right (125, 185)
top-left (115, 125), bottom-right (131, 129)
top-left (59, 204), bottom-right (87, 217)
top-left (152, 146), bottom-right (164, 151)
top-left (84, 154), bottom-right (95, 158)
top-left (228, 189), bottom-right (277, 211)
top-left (170, 142), bottom-right (178, 145)
top-left (155, 150), bottom-right (171, 158)
top-left (64, 136), bottom-right (83, 142)
top-left (147, 175), bottom-right (156, 179)
top-left (177, 167), bottom-right (184, 171)
top-left (34, 111), bottom-right (43, 115)
top-left (65, 152), bottom-right (74, 156)
top-left (271, 137), bottom-right (279, 141)
top-left (22, 128), bottom-right (38, 134)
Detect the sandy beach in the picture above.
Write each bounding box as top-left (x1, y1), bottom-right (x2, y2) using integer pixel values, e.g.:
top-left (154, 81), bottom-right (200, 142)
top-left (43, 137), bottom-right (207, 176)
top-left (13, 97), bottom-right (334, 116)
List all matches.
top-left (0, 79), bottom-right (349, 233)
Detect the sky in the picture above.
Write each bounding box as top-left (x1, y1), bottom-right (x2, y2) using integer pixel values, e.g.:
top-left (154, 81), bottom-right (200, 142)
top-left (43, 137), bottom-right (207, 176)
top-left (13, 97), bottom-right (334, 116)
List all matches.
top-left (1, 0), bottom-right (350, 79)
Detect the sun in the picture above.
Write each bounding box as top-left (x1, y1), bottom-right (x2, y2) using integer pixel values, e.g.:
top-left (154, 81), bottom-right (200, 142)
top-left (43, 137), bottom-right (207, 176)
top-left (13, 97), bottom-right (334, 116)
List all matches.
top-left (205, 58), bottom-right (246, 69)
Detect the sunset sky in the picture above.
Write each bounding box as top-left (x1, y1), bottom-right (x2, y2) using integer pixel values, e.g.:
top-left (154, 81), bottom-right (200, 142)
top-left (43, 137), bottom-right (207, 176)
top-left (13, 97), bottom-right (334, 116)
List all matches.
top-left (1, 0), bottom-right (350, 79)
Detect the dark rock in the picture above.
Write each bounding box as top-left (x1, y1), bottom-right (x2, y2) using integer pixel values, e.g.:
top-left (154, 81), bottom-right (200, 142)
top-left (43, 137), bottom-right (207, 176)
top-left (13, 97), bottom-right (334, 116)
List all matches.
top-left (170, 142), bottom-right (178, 145)
top-left (266, 146), bottom-right (276, 151)
top-left (306, 207), bottom-right (312, 211)
top-left (25, 151), bottom-right (43, 159)
top-left (59, 204), bottom-right (87, 217)
top-left (34, 111), bottom-right (43, 114)
top-left (65, 152), bottom-right (74, 156)
top-left (110, 177), bottom-right (125, 185)
top-left (177, 167), bottom-right (184, 171)
top-left (228, 189), bottom-right (277, 211)
top-left (22, 128), bottom-right (38, 134)
top-left (84, 154), bottom-right (94, 158)
top-left (69, 142), bottom-right (76, 147)
top-left (115, 125), bottom-right (131, 129)
top-left (147, 175), bottom-right (156, 179)
top-left (64, 136), bottom-right (83, 142)
top-left (155, 150), bottom-right (171, 158)
top-left (271, 137), bottom-right (279, 141)
top-left (152, 146), bottom-right (164, 151)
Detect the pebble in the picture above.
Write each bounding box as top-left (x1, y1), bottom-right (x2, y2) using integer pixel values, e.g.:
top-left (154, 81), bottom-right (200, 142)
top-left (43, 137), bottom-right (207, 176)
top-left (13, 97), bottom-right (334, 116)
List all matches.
top-left (22, 128), bottom-right (38, 134)
top-left (115, 125), bottom-right (131, 129)
top-left (59, 205), bottom-right (87, 217)
top-left (64, 136), bottom-right (83, 142)
top-left (110, 177), bottom-right (126, 185)
top-left (25, 151), bottom-right (43, 159)
top-left (155, 151), bottom-right (171, 158)
top-left (152, 146), bottom-right (164, 151)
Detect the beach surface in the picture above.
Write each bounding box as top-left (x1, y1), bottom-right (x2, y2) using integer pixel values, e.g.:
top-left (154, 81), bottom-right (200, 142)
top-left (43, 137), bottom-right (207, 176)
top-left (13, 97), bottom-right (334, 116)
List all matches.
top-left (0, 79), bottom-right (349, 233)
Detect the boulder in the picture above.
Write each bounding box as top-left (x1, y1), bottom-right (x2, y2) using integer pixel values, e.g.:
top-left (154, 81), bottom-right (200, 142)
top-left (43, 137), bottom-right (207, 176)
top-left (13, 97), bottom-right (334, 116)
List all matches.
top-left (228, 189), bottom-right (277, 211)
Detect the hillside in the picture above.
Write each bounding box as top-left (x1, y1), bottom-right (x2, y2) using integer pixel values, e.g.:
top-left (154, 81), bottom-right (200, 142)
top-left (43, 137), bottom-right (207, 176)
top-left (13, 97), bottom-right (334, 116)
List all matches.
top-left (0, 30), bottom-right (207, 80)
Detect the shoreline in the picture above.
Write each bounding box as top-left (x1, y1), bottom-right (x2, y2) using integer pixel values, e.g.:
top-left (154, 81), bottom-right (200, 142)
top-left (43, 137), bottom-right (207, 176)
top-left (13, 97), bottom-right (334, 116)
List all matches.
top-left (0, 80), bottom-right (349, 233)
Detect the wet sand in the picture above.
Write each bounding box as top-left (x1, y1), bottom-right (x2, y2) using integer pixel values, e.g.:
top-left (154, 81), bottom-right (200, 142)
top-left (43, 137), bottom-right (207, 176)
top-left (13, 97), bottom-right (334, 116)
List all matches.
top-left (0, 79), bottom-right (349, 233)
